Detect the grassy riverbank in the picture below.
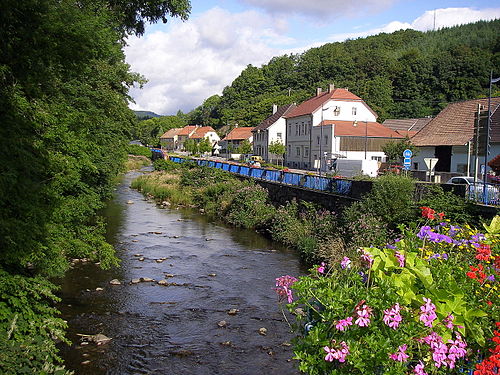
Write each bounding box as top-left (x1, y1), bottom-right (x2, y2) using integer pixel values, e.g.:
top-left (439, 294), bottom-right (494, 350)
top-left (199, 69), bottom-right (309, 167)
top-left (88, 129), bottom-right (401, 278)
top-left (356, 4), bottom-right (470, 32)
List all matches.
top-left (131, 159), bottom-right (478, 265)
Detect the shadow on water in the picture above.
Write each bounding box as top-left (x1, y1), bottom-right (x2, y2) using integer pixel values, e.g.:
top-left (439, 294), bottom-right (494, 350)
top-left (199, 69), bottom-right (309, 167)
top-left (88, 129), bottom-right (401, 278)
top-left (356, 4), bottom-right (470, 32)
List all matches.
top-left (57, 170), bottom-right (304, 374)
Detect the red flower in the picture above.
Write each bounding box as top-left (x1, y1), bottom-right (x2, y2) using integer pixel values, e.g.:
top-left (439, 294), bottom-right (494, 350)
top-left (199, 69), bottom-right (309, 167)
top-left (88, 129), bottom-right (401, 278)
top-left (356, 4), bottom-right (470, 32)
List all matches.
top-left (437, 212), bottom-right (445, 220)
top-left (420, 206), bottom-right (436, 220)
top-left (476, 244), bottom-right (492, 261)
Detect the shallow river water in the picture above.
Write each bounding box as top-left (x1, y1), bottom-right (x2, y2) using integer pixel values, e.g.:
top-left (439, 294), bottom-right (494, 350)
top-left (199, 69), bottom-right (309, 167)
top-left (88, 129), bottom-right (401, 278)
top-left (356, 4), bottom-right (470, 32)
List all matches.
top-left (57, 171), bottom-right (303, 374)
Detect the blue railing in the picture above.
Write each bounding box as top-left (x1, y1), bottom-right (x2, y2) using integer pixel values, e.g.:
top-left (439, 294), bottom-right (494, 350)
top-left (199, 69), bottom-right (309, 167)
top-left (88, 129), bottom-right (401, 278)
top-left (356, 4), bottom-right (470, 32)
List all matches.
top-left (167, 157), bottom-right (353, 197)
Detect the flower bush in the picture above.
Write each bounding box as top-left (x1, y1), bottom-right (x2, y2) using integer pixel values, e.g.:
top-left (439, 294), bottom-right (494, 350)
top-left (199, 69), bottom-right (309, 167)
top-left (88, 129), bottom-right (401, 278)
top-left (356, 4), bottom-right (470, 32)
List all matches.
top-left (276, 214), bottom-right (500, 374)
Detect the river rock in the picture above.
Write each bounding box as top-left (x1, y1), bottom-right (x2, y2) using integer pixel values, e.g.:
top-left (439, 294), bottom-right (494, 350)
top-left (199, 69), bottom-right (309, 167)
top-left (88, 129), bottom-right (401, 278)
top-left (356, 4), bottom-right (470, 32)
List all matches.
top-left (157, 280), bottom-right (169, 286)
top-left (140, 277), bottom-right (154, 282)
top-left (208, 273), bottom-right (216, 277)
top-left (217, 320), bottom-right (227, 328)
top-left (109, 279), bottom-right (121, 285)
top-left (127, 200), bottom-right (134, 204)
top-left (156, 259), bottom-right (164, 263)
top-left (78, 333), bottom-right (112, 345)
top-left (220, 341), bottom-right (232, 346)
top-left (138, 257), bottom-right (145, 261)
top-left (131, 278), bottom-right (141, 284)
top-left (164, 273), bottom-right (175, 278)
top-left (81, 360), bottom-right (91, 365)
top-left (95, 287), bottom-right (104, 291)
top-left (133, 253), bottom-right (143, 257)
top-left (258, 327), bottom-right (267, 336)
top-left (227, 308), bottom-right (239, 316)
top-left (132, 239), bottom-right (139, 242)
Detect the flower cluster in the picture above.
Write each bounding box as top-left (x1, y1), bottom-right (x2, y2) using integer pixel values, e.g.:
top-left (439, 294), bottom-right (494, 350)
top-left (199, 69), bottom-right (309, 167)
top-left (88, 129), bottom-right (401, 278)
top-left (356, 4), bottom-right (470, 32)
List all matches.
top-left (474, 322), bottom-right (500, 374)
top-left (420, 206), bottom-right (445, 220)
top-left (418, 331), bottom-right (467, 369)
top-left (383, 303), bottom-right (402, 329)
top-left (275, 275), bottom-right (298, 303)
top-left (324, 341), bottom-right (350, 363)
top-left (419, 297), bottom-right (437, 328)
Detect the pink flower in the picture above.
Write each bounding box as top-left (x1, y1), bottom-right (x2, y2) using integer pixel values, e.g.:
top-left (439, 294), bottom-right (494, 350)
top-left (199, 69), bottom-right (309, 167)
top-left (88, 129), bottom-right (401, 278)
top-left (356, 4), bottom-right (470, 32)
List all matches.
top-left (443, 314), bottom-right (454, 329)
top-left (324, 342), bottom-right (349, 363)
top-left (389, 344), bottom-right (409, 362)
top-left (317, 262), bottom-right (326, 274)
top-left (335, 317), bottom-right (353, 331)
top-left (395, 250), bottom-right (405, 267)
top-left (340, 256), bottom-right (351, 269)
top-left (359, 249), bottom-right (374, 267)
top-left (275, 275), bottom-right (298, 303)
top-left (354, 304), bottom-right (371, 327)
top-left (419, 297), bottom-right (437, 328)
top-left (383, 303), bottom-right (403, 329)
top-left (413, 361), bottom-right (428, 375)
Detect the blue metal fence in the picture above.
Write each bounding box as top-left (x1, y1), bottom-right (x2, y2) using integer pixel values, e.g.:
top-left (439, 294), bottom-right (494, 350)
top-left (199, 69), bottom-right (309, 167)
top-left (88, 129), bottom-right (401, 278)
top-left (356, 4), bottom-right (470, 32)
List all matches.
top-left (167, 157), bottom-right (353, 197)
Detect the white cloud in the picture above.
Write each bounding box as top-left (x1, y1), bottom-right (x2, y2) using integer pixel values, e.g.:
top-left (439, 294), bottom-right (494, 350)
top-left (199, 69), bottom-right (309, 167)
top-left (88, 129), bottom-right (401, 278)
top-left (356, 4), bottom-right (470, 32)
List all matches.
top-left (125, 7), bottom-right (286, 114)
top-left (328, 7), bottom-right (500, 42)
top-left (241, 0), bottom-right (397, 19)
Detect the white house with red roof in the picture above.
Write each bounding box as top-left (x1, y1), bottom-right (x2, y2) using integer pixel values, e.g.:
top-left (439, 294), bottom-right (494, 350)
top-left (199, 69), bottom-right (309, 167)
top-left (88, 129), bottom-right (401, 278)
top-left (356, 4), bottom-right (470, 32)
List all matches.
top-left (219, 126), bottom-right (255, 157)
top-left (190, 126), bottom-right (220, 145)
top-left (252, 103), bottom-right (296, 163)
top-left (284, 84), bottom-right (402, 172)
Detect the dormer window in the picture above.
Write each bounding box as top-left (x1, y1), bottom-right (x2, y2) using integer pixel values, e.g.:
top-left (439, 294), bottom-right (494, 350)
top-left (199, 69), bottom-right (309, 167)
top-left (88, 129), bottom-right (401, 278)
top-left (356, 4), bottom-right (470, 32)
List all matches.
top-left (352, 107), bottom-right (357, 116)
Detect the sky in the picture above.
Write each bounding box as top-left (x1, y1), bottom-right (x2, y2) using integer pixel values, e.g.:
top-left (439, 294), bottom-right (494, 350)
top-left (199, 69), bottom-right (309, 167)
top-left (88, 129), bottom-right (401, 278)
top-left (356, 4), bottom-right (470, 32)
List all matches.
top-left (124, 0), bottom-right (500, 116)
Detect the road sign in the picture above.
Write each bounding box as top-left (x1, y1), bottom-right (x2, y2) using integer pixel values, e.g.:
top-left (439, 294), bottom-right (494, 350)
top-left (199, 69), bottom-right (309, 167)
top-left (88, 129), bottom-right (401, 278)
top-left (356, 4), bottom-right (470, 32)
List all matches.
top-left (403, 149), bottom-right (413, 158)
top-left (403, 157), bottom-right (412, 165)
top-left (424, 158), bottom-right (439, 170)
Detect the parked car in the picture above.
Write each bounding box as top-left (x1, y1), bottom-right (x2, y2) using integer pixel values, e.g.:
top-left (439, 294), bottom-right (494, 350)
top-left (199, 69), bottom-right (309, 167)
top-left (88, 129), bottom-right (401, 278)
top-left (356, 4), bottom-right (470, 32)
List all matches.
top-left (446, 176), bottom-right (499, 205)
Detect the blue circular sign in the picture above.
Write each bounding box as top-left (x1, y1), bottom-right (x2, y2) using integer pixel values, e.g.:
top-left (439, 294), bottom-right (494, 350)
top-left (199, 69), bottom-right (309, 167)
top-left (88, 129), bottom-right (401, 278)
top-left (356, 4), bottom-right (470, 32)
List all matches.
top-left (403, 149), bottom-right (413, 158)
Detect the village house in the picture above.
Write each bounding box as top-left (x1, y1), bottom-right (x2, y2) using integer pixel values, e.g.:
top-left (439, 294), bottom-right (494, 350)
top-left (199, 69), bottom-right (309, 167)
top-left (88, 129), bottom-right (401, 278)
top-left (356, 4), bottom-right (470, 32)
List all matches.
top-left (219, 126), bottom-right (255, 157)
top-left (159, 128), bottom-right (183, 151)
top-left (189, 126), bottom-right (220, 146)
top-left (284, 84), bottom-right (402, 171)
top-left (252, 104), bottom-right (296, 163)
top-left (411, 97), bottom-right (500, 178)
top-left (176, 125), bottom-right (198, 150)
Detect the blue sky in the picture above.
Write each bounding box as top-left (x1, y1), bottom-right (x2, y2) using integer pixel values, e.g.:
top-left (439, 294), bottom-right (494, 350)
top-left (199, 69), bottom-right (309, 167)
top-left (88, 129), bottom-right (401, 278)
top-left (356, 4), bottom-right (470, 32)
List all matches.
top-left (125, 0), bottom-right (500, 115)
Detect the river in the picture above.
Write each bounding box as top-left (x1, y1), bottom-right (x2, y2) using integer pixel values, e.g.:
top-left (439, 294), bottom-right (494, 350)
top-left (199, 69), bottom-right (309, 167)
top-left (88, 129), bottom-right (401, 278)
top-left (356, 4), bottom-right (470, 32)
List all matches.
top-left (57, 170), bottom-right (303, 374)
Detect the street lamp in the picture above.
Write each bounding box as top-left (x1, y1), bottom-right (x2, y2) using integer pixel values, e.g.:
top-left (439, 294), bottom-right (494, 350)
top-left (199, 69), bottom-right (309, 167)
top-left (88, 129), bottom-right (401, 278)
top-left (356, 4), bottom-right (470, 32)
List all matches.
top-left (353, 120), bottom-right (368, 160)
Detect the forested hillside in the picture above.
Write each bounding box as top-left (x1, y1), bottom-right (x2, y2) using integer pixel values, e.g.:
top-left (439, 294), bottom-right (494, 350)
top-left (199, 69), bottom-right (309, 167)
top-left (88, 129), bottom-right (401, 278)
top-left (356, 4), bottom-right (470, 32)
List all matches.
top-left (189, 20), bottom-right (500, 128)
top-left (0, 0), bottom-right (190, 372)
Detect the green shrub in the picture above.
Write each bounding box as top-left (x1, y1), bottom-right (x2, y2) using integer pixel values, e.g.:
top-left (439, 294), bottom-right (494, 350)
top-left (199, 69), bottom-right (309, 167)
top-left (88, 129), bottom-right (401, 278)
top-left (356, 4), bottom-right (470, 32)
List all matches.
top-left (0, 270), bottom-right (70, 374)
top-left (417, 184), bottom-right (476, 224)
top-left (180, 166), bottom-right (234, 187)
top-left (127, 144), bottom-right (152, 158)
top-left (225, 184), bottom-right (275, 229)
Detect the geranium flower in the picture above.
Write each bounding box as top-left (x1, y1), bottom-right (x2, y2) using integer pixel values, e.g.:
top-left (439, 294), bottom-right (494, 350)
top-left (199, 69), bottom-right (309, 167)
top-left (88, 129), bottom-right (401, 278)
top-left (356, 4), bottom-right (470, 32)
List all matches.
top-left (475, 244), bottom-right (492, 261)
top-left (355, 304), bottom-right (371, 327)
top-left (389, 344), bottom-right (409, 362)
top-left (317, 262), bottom-right (326, 274)
top-left (419, 297), bottom-right (437, 328)
top-left (420, 206), bottom-right (436, 220)
top-left (340, 256), bottom-right (351, 269)
top-left (275, 275), bottom-right (298, 303)
top-left (383, 303), bottom-right (403, 329)
top-left (394, 251), bottom-right (405, 267)
top-left (413, 361), bottom-right (428, 375)
top-left (335, 317), bottom-right (353, 331)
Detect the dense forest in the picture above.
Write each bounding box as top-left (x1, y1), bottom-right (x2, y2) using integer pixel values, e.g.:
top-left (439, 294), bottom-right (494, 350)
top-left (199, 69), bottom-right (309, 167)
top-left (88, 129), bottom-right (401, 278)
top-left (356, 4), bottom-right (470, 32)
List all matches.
top-left (0, 0), bottom-right (190, 372)
top-left (185, 20), bottom-right (499, 129)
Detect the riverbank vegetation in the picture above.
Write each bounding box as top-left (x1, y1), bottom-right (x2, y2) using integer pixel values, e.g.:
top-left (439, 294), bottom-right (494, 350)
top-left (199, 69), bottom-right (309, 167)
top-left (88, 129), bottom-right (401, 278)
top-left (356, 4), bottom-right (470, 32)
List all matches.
top-left (0, 1), bottom-right (190, 373)
top-left (132, 160), bottom-right (479, 265)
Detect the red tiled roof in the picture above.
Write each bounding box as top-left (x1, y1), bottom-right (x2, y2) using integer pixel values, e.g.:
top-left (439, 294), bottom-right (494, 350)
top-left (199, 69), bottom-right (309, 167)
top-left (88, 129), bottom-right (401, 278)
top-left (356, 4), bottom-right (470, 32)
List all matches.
top-left (190, 126), bottom-right (216, 139)
top-left (160, 128), bottom-right (182, 139)
top-left (253, 104), bottom-right (296, 132)
top-left (320, 120), bottom-right (403, 138)
top-left (285, 89), bottom-right (364, 118)
top-left (178, 125), bottom-right (198, 136)
top-left (222, 127), bottom-right (255, 141)
top-left (411, 98), bottom-right (500, 146)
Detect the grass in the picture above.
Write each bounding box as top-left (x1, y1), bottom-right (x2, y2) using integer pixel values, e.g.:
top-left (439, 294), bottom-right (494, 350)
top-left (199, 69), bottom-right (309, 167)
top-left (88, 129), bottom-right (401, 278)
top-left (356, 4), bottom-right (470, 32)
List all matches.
top-left (125, 155), bottom-right (151, 171)
top-left (130, 172), bottom-right (193, 206)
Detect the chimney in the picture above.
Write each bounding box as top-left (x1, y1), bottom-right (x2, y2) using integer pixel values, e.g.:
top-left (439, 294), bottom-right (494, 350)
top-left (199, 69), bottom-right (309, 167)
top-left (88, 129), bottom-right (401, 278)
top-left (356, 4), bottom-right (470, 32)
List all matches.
top-left (272, 104), bottom-right (278, 114)
top-left (316, 87), bottom-right (322, 96)
top-left (328, 83), bottom-right (335, 93)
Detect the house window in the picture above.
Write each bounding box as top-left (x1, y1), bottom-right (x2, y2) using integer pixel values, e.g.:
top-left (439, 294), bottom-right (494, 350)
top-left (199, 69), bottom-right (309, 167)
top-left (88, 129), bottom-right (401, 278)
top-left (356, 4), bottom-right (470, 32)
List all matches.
top-left (324, 135), bottom-right (328, 145)
top-left (288, 145), bottom-right (291, 154)
top-left (305, 147), bottom-right (309, 157)
top-left (277, 132), bottom-right (282, 139)
top-left (352, 107), bottom-right (357, 116)
top-left (413, 162), bottom-right (419, 170)
top-left (295, 125), bottom-right (298, 136)
top-left (334, 107), bottom-right (340, 116)
top-left (317, 136), bottom-right (320, 145)
top-left (457, 164), bottom-right (467, 174)
top-left (371, 156), bottom-right (382, 161)
top-left (296, 147), bottom-right (300, 156)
